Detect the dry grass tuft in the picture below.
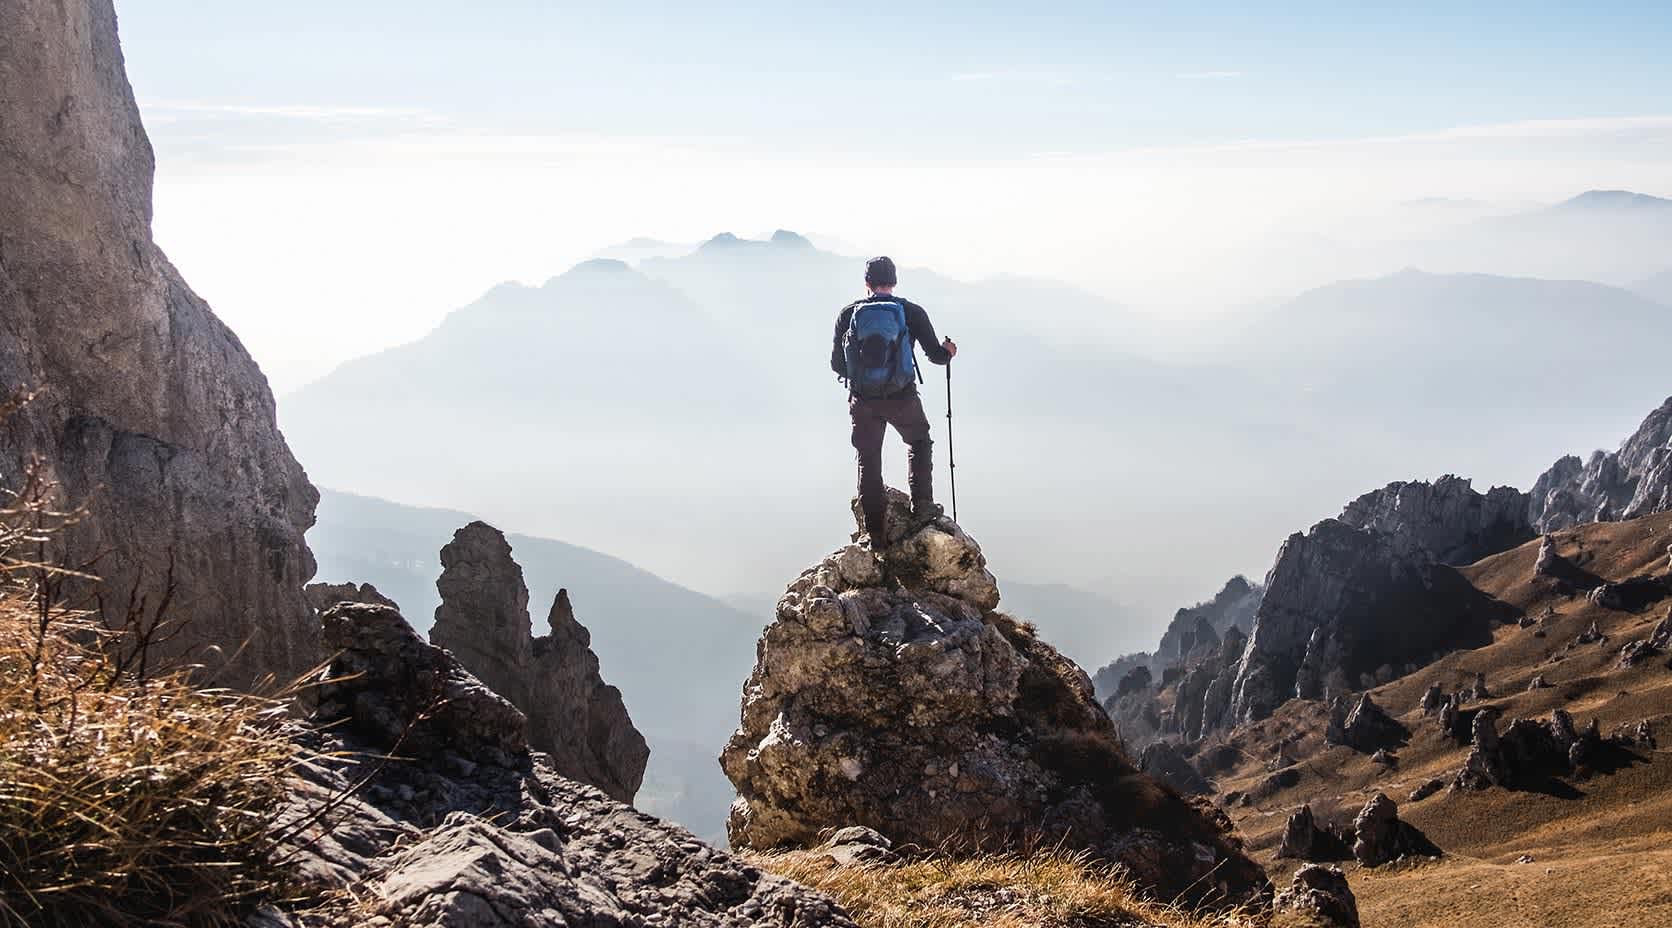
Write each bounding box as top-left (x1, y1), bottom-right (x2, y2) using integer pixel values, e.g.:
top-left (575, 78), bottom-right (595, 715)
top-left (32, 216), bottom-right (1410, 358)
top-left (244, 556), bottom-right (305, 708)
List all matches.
top-left (0, 454), bottom-right (299, 927)
top-left (751, 848), bottom-right (1258, 928)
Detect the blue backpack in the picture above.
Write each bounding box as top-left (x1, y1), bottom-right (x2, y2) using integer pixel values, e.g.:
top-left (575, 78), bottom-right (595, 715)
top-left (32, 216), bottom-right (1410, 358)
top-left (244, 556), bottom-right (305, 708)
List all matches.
top-left (843, 301), bottom-right (918, 398)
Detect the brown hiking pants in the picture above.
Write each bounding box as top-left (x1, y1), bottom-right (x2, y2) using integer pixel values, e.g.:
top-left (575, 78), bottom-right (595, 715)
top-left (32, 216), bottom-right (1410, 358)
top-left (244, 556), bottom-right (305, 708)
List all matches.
top-left (850, 390), bottom-right (934, 540)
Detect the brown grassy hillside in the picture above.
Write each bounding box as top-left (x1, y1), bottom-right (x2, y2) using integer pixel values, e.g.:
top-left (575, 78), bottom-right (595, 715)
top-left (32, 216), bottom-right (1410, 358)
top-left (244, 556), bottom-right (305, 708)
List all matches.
top-left (1202, 512), bottom-right (1672, 928)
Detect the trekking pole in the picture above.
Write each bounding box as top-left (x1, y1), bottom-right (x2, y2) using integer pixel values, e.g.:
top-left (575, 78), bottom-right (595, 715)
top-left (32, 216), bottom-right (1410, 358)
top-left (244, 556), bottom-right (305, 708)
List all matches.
top-left (945, 359), bottom-right (958, 522)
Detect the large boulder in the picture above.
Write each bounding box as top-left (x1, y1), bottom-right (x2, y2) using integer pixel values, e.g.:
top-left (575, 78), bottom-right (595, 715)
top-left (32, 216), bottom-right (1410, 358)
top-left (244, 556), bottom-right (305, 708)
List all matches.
top-left (1327, 692), bottom-right (1408, 754)
top-left (430, 522), bottom-right (648, 803)
top-left (1454, 707), bottom-right (1608, 790)
top-left (1339, 475), bottom-right (1533, 565)
top-left (1351, 793), bottom-right (1439, 867)
top-left (292, 602), bottom-right (853, 927)
top-left (1273, 865), bottom-right (1360, 928)
top-left (0, 0), bottom-right (318, 686)
top-left (1530, 396), bottom-right (1672, 531)
top-left (721, 491), bottom-right (1269, 908)
top-left (1275, 804), bottom-right (1351, 862)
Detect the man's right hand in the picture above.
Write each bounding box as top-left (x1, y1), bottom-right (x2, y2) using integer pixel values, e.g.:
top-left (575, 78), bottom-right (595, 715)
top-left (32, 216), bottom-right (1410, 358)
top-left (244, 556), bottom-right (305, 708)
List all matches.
top-left (943, 337), bottom-right (958, 359)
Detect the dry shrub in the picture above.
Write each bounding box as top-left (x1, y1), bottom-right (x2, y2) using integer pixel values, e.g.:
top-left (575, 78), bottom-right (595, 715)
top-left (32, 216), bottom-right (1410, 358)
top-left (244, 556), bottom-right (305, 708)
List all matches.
top-left (753, 848), bottom-right (1258, 928)
top-left (0, 452), bottom-right (297, 927)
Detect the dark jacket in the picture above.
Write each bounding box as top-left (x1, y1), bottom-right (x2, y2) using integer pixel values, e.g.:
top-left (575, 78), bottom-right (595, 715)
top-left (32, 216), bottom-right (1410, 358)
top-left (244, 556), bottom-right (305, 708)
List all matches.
top-left (831, 295), bottom-right (951, 395)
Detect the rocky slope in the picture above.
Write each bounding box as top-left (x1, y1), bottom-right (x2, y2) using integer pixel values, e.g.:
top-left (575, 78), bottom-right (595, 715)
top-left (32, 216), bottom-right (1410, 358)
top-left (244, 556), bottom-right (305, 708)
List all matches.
top-left (1102, 477), bottom-right (1533, 749)
top-left (1530, 396), bottom-right (1672, 532)
top-left (1202, 511), bottom-right (1672, 928)
top-left (428, 522), bottom-right (648, 803)
top-left (721, 491), bottom-right (1269, 908)
top-left (0, 0), bottom-right (318, 684)
top-left (268, 602), bottom-right (853, 927)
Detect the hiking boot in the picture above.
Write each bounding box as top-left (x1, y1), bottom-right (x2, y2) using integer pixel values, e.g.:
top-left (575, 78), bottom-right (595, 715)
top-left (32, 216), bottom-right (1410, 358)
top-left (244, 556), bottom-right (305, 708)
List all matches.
top-left (910, 499), bottom-right (945, 526)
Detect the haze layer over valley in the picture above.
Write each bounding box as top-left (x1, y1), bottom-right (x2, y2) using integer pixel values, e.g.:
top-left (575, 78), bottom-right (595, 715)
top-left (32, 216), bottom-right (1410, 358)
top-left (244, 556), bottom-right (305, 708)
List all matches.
top-left (288, 205), bottom-right (1672, 670)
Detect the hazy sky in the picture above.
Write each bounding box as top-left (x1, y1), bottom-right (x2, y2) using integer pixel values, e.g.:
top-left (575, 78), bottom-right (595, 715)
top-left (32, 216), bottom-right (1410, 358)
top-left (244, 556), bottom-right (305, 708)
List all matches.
top-left (118, 2), bottom-right (1672, 388)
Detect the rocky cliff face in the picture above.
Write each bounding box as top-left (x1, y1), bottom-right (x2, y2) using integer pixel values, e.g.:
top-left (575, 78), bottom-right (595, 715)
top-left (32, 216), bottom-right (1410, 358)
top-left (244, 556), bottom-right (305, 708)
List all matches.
top-left (273, 602), bottom-right (853, 927)
top-left (721, 491), bottom-right (1269, 908)
top-left (1156, 575), bottom-right (1263, 664)
top-left (1339, 475), bottom-right (1533, 565)
top-left (1103, 476), bottom-right (1532, 747)
top-left (1530, 396), bottom-right (1672, 531)
top-left (1228, 519), bottom-right (1511, 724)
top-left (1094, 576), bottom-right (1261, 703)
top-left (430, 522), bottom-right (648, 803)
top-left (0, 0), bottom-right (318, 684)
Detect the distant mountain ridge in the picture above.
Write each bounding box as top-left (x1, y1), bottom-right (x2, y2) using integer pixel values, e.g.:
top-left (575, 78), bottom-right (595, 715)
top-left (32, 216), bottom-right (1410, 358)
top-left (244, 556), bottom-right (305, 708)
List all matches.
top-left (1550, 189), bottom-right (1672, 211)
top-left (285, 234), bottom-right (1672, 693)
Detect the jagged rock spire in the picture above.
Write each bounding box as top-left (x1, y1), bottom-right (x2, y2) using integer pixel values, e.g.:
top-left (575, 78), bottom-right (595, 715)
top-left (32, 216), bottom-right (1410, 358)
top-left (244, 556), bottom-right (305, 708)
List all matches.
top-left (432, 522), bottom-right (648, 802)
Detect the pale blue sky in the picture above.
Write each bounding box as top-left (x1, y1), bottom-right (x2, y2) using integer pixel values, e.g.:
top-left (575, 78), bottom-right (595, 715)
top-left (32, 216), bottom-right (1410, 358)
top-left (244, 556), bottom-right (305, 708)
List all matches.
top-left (122, 2), bottom-right (1672, 155)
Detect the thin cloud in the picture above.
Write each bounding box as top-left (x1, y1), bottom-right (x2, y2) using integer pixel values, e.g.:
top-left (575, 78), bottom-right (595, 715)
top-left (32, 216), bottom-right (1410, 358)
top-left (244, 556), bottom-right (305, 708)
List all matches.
top-left (1177, 70), bottom-right (1244, 80)
top-left (1048, 113), bottom-right (1672, 160)
top-left (948, 71), bottom-right (1076, 86)
top-left (142, 100), bottom-right (448, 125)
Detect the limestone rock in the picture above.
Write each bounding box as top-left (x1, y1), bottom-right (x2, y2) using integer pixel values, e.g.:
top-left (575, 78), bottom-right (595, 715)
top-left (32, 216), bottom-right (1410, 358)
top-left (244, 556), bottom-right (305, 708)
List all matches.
top-left (1586, 575), bottom-right (1668, 612)
top-left (849, 490), bottom-right (999, 610)
top-left (1328, 693), bottom-right (1407, 753)
top-left (306, 582), bottom-right (398, 612)
top-left (1093, 578), bottom-right (1258, 734)
top-left (430, 522), bottom-right (648, 803)
top-left (1468, 672), bottom-right (1491, 701)
top-left (1455, 706), bottom-right (1609, 790)
top-left (1618, 638), bottom-right (1663, 668)
top-left (1115, 664), bottom-right (1154, 699)
top-left (1419, 682), bottom-right (1445, 715)
top-left (1407, 778), bottom-right (1445, 802)
top-left (317, 603), bottom-right (528, 766)
top-left (1229, 519), bottom-right (1507, 723)
top-left (1456, 707), bottom-right (1508, 789)
top-left (0, 0), bottom-right (319, 686)
top-left (290, 603), bottom-right (854, 927)
top-left (1155, 575), bottom-right (1263, 664)
top-left (1339, 475), bottom-right (1532, 565)
top-left (432, 524), bottom-right (536, 706)
top-left (1090, 651), bottom-right (1152, 701)
top-left (1198, 628), bottom-right (1246, 734)
top-left (816, 827), bottom-right (896, 866)
top-left (1276, 805), bottom-right (1351, 862)
top-left (1531, 397), bottom-right (1672, 532)
top-left (722, 492), bottom-right (1270, 907)
top-left (1437, 695), bottom-right (1465, 742)
top-left (1273, 865), bottom-right (1360, 928)
top-left (1351, 793), bottom-right (1439, 867)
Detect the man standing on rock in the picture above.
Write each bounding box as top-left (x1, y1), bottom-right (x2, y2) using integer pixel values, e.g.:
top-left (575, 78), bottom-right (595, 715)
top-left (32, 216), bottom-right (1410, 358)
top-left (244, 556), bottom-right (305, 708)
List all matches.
top-left (832, 256), bottom-right (957, 550)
